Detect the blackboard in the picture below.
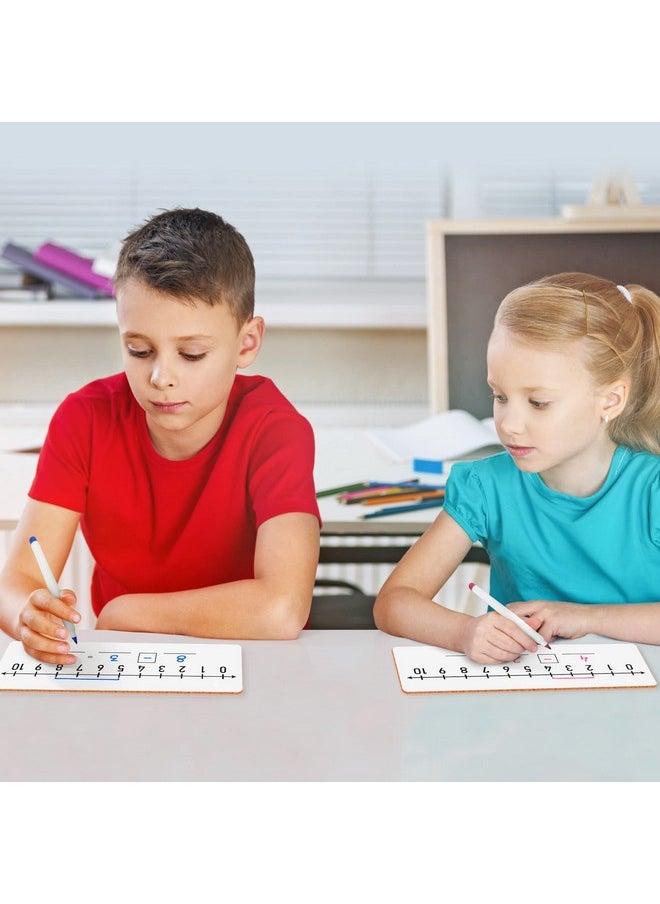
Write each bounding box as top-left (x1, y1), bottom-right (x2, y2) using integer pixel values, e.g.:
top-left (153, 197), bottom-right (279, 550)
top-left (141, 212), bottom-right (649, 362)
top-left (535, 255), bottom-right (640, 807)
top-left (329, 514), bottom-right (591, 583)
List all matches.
top-left (428, 222), bottom-right (660, 419)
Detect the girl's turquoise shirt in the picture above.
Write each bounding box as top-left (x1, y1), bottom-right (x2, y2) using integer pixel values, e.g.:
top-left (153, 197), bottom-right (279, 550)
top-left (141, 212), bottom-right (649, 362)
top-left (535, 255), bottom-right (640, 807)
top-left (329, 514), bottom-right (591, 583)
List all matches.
top-left (443, 447), bottom-right (660, 604)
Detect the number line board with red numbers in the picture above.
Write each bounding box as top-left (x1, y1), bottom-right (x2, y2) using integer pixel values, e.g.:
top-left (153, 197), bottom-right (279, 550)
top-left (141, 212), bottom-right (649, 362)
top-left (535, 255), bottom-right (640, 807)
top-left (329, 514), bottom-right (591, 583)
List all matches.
top-left (392, 642), bottom-right (656, 694)
top-left (0, 641), bottom-right (242, 694)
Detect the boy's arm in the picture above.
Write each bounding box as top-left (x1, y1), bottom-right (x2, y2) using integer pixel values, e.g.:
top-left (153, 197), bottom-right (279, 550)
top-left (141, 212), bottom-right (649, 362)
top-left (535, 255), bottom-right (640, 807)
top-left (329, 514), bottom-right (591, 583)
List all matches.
top-left (0, 498), bottom-right (82, 661)
top-left (96, 512), bottom-right (320, 639)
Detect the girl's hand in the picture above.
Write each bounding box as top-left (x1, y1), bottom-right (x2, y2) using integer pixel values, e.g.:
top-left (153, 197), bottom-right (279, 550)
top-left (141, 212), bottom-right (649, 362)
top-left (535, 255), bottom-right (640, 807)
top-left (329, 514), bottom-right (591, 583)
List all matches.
top-left (508, 599), bottom-right (591, 643)
top-left (18, 588), bottom-right (80, 665)
top-left (461, 610), bottom-right (543, 663)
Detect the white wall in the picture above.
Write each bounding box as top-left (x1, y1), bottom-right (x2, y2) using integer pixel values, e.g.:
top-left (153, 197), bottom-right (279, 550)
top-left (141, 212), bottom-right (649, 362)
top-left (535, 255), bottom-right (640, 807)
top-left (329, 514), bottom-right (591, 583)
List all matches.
top-left (2, 123), bottom-right (658, 175)
top-left (2, 123), bottom-right (660, 413)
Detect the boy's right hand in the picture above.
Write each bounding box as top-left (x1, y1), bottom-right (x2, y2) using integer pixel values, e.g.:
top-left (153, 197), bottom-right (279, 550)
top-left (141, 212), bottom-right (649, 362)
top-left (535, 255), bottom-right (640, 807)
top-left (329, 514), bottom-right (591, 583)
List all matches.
top-left (461, 610), bottom-right (540, 664)
top-left (18, 588), bottom-right (80, 665)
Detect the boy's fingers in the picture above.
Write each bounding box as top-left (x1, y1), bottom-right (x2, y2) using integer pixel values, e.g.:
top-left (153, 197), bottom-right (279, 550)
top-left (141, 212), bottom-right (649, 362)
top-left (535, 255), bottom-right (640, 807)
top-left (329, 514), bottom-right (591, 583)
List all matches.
top-left (20, 627), bottom-right (77, 665)
top-left (21, 611), bottom-right (68, 642)
top-left (21, 604), bottom-right (77, 643)
top-left (23, 645), bottom-right (77, 666)
top-left (30, 589), bottom-right (80, 623)
top-left (59, 588), bottom-right (78, 606)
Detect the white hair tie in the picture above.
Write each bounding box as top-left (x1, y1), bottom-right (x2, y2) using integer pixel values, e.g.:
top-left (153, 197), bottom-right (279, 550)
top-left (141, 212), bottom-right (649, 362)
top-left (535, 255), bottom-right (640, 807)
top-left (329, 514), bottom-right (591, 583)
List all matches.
top-left (617, 284), bottom-right (632, 303)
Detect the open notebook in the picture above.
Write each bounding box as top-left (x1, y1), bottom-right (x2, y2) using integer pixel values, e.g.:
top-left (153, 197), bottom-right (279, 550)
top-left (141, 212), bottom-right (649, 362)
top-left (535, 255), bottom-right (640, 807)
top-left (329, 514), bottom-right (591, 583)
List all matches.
top-left (366, 409), bottom-right (502, 464)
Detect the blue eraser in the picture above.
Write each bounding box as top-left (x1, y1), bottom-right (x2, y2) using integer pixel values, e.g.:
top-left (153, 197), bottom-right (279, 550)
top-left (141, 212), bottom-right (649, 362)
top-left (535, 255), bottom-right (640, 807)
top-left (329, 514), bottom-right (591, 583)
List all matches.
top-left (413, 458), bottom-right (444, 474)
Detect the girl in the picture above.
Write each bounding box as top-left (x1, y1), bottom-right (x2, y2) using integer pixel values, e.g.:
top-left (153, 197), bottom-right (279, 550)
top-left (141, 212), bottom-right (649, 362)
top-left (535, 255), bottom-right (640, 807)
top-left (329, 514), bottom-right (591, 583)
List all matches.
top-left (374, 272), bottom-right (660, 663)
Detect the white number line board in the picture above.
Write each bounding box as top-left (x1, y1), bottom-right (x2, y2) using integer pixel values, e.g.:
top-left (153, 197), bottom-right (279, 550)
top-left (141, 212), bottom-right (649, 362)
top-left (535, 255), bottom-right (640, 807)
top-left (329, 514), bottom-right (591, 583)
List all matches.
top-left (392, 643), bottom-right (656, 694)
top-left (0, 641), bottom-right (242, 694)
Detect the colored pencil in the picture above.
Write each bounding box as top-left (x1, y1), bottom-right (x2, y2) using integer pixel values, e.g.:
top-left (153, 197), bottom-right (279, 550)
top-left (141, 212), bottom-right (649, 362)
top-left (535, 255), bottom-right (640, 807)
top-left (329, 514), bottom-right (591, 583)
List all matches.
top-left (360, 490), bottom-right (445, 506)
top-left (360, 499), bottom-right (445, 519)
top-left (316, 481), bottom-right (385, 498)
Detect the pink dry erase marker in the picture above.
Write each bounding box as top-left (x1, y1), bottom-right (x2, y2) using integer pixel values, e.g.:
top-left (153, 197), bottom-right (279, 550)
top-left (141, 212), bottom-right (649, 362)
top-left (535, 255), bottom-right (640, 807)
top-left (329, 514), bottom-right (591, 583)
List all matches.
top-left (468, 582), bottom-right (550, 649)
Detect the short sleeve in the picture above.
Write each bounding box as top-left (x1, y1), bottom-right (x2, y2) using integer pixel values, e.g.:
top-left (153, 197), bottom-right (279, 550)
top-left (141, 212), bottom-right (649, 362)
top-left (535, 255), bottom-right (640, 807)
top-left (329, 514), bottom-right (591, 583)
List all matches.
top-left (650, 470), bottom-right (660, 548)
top-left (28, 393), bottom-right (91, 513)
top-left (442, 460), bottom-right (489, 544)
top-left (247, 410), bottom-right (321, 528)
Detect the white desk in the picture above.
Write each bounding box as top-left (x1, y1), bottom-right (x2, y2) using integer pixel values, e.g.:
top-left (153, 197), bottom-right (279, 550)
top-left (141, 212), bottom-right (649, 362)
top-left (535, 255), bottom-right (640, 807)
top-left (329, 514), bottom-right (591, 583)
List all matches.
top-left (315, 427), bottom-right (440, 534)
top-left (0, 629), bottom-right (657, 781)
top-left (0, 452), bottom-right (40, 530)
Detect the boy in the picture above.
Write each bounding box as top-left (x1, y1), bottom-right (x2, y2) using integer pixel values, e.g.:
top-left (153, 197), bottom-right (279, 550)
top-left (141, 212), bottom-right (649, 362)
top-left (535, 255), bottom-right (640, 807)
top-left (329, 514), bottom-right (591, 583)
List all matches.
top-left (0, 208), bottom-right (321, 664)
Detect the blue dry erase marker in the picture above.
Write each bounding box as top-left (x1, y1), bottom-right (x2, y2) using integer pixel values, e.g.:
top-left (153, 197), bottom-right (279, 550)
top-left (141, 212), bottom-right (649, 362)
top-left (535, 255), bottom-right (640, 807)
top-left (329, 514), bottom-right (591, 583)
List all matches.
top-left (29, 536), bottom-right (78, 644)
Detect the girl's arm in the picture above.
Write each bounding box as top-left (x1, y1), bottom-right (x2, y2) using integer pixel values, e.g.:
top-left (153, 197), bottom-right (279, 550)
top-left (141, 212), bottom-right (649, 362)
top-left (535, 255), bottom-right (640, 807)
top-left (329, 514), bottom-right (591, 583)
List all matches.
top-left (509, 599), bottom-right (660, 645)
top-left (374, 510), bottom-right (476, 648)
top-left (95, 512), bottom-right (320, 639)
top-left (374, 510), bottom-right (541, 661)
top-left (0, 498), bottom-right (82, 663)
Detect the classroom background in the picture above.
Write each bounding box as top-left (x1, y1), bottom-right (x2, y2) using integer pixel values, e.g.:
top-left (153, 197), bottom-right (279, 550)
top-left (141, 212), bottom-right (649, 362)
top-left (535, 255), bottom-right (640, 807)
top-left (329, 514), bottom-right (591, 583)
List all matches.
top-left (2, 122), bottom-right (660, 623)
top-left (2, 123), bottom-right (660, 417)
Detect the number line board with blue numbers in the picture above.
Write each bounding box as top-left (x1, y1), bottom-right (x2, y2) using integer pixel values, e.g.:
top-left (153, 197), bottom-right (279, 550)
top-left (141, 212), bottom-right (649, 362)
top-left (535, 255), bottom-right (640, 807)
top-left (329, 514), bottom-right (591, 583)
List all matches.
top-left (392, 643), bottom-right (656, 694)
top-left (0, 641), bottom-right (242, 694)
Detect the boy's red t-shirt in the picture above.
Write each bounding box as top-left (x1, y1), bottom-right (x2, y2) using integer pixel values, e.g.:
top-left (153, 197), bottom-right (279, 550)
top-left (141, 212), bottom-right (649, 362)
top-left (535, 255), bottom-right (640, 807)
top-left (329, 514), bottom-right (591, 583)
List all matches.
top-left (29, 373), bottom-right (321, 616)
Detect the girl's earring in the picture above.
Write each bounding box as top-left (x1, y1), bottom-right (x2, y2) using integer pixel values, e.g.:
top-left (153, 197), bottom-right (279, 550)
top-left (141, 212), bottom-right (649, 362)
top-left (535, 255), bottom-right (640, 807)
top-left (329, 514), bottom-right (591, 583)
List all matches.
top-left (602, 413), bottom-right (609, 424)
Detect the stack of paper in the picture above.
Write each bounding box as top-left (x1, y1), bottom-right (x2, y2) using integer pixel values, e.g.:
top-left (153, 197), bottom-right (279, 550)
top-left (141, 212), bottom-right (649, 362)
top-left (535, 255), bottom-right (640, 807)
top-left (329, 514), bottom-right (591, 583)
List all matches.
top-left (366, 409), bottom-right (502, 464)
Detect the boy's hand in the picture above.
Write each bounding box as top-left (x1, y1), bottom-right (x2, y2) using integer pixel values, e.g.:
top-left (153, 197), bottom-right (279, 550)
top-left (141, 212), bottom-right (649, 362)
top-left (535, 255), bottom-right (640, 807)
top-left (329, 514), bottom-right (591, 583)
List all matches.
top-left (508, 599), bottom-right (590, 643)
top-left (18, 588), bottom-right (80, 665)
top-left (461, 610), bottom-right (542, 664)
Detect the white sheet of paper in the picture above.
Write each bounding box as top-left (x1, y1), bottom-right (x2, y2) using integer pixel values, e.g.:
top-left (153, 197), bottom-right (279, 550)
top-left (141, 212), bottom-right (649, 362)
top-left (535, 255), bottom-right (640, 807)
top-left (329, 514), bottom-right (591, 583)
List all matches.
top-left (393, 642), bottom-right (656, 693)
top-left (367, 409), bottom-right (501, 463)
top-left (0, 641), bottom-right (242, 694)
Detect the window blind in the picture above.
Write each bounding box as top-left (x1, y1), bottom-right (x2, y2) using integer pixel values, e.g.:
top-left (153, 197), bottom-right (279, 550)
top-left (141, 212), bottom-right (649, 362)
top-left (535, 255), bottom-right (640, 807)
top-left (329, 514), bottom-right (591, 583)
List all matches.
top-left (0, 165), bottom-right (446, 281)
top-left (5, 164), bottom-right (657, 285)
top-left (454, 169), bottom-right (660, 218)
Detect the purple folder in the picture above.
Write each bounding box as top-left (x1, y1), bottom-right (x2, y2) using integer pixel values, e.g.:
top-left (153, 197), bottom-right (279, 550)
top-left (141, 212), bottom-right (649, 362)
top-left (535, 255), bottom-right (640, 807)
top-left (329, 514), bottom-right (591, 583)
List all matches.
top-left (1, 242), bottom-right (106, 299)
top-left (35, 242), bottom-right (114, 295)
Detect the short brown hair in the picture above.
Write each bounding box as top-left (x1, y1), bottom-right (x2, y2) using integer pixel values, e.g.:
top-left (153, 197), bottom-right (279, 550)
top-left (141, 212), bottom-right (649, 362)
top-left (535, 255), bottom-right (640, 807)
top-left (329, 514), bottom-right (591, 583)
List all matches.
top-left (114, 207), bottom-right (255, 323)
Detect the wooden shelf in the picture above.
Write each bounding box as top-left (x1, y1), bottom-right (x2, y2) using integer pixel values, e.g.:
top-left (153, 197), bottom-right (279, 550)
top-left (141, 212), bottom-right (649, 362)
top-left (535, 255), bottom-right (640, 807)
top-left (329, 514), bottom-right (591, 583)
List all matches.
top-left (0, 280), bottom-right (426, 330)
